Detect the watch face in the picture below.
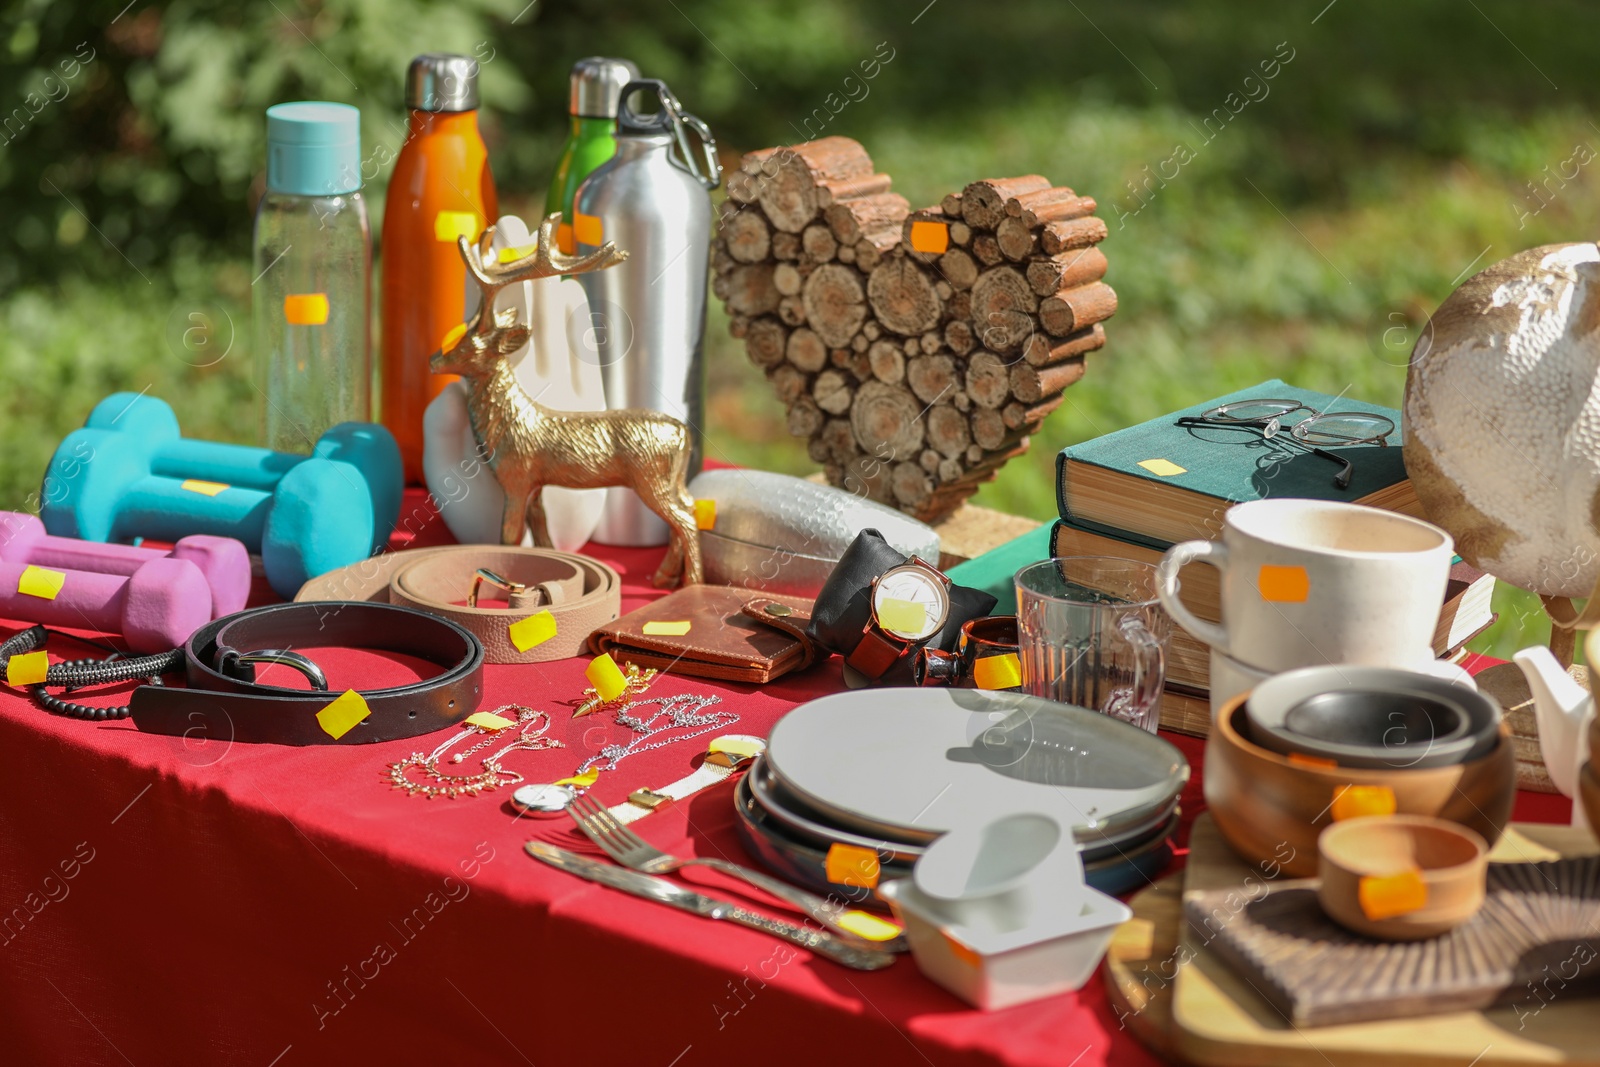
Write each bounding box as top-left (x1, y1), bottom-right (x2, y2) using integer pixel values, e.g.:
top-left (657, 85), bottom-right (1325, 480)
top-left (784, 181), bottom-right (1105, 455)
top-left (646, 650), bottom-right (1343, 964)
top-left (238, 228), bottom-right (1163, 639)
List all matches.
top-left (873, 564), bottom-right (949, 641)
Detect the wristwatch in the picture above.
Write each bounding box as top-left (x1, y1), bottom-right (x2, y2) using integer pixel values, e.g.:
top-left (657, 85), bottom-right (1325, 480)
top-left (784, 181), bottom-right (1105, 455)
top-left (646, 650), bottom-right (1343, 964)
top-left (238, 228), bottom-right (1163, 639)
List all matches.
top-left (843, 557), bottom-right (951, 680)
top-left (608, 734), bottom-right (767, 824)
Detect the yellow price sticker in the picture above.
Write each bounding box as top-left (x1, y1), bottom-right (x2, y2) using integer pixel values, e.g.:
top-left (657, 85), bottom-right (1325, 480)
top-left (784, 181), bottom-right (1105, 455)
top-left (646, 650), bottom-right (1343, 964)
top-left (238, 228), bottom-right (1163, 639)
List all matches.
top-left (909, 220), bottom-right (950, 255)
top-left (973, 652), bottom-right (1022, 690)
top-left (824, 842), bottom-right (880, 889)
top-left (498, 243), bottom-right (539, 264)
top-left (837, 910), bottom-right (903, 942)
top-left (17, 564), bottom-right (65, 600)
top-left (434, 210), bottom-right (480, 243)
top-left (315, 689), bottom-right (370, 740)
top-left (7, 651), bottom-right (48, 688)
top-left (283, 293), bottom-right (329, 325)
top-left (693, 499), bottom-right (716, 530)
top-left (554, 767), bottom-right (600, 789)
top-left (1137, 458), bottom-right (1187, 477)
top-left (439, 322), bottom-right (467, 352)
top-left (1358, 869), bottom-right (1429, 921)
top-left (508, 610), bottom-right (558, 653)
top-left (180, 479), bottom-right (230, 497)
top-left (877, 597), bottom-right (926, 636)
top-left (465, 711), bottom-right (515, 731)
top-left (642, 620), bottom-right (692, 637)
top-left (585, 653), bottom-right (628, 702)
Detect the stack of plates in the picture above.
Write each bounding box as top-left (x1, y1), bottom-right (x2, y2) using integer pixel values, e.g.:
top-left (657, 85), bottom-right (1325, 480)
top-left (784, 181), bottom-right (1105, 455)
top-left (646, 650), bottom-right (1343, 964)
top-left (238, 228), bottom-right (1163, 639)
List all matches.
top-left (732, 689), bottom-right (1189, 907)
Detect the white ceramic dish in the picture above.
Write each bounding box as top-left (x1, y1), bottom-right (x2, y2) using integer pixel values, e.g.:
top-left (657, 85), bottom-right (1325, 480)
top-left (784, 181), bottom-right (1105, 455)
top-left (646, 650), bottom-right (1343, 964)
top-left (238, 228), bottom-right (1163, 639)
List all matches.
top-left (1209, 647), bottom-right (1477, 718)
top-left (879, 874), bottom-right (1131, 1010)
top-left (764, 688), bottom-right (1188, 843)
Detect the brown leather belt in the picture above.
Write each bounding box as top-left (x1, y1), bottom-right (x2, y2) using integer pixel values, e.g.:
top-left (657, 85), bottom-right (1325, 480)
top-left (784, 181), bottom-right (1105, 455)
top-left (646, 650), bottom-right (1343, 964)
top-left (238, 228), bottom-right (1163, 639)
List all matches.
top-left (295, 547), bottom-right (622, 663)
top-left (127, 601), bottom-right (484, 745)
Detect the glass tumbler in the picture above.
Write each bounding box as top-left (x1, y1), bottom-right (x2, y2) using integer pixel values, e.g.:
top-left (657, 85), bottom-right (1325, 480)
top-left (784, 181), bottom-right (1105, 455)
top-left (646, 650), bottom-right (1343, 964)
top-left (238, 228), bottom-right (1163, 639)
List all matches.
top-left (1015, 557), bottom-right (1169, 733)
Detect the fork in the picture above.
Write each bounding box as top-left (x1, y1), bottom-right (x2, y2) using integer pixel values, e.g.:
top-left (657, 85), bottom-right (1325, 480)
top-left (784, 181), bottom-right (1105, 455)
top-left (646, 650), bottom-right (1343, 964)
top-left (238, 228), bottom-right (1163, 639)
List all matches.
top-left (566, 793), bottom-right (906, 952)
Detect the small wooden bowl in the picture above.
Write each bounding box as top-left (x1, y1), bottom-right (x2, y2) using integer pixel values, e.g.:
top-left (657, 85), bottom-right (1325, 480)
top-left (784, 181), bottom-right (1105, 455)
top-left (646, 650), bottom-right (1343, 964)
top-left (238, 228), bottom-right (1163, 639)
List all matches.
top-left (1317, 815), bottom-right (1488, 940)
top-left (1579, 760), bottom-right (1600, 838)
top-left (1205, 694), bottom-right (1514, 876)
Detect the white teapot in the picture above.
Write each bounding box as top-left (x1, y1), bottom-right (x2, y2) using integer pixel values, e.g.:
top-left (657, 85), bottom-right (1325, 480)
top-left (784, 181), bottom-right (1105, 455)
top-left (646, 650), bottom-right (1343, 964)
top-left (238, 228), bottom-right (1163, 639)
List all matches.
top-left (1513, 630), bottom-right (1598, 829)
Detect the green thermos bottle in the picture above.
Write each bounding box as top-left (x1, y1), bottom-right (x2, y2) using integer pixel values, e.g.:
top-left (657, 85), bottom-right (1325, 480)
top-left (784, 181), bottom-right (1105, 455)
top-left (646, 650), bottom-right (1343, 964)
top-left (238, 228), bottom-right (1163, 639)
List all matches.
top-left (545, 56), bottom-right (639, 254)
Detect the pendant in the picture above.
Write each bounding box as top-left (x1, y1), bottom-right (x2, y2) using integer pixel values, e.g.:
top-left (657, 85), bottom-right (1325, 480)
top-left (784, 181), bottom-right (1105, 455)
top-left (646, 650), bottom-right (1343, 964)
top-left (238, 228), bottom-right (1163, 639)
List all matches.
top-left (512, 782), bottom-right (577, 813)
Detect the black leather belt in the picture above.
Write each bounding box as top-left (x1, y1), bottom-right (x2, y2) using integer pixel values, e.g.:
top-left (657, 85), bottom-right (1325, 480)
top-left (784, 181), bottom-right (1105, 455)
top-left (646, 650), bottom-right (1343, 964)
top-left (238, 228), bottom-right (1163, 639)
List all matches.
top-left (127, 602), bottom-right (484, 745)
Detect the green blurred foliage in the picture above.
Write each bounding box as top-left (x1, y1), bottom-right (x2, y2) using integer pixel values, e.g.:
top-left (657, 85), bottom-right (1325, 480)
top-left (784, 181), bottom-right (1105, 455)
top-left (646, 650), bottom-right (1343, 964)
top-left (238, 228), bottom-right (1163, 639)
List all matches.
top-left (3, 0), bottom-right (1600, 655)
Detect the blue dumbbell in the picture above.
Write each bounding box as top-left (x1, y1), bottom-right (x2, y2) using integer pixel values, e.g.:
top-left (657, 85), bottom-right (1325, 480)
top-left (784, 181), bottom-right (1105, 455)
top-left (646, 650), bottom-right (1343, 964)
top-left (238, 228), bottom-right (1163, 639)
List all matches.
top-left (40, 393), bottom-right (402, 599)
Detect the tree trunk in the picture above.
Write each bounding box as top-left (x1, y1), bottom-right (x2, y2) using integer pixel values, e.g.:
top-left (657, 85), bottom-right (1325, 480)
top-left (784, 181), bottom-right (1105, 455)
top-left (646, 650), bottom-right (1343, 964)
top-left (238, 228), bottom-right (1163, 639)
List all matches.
top-left (1022, 322), bottom-right (1107, 366)
top-left (723, 209), bottom-right (771, 263)
top-left (802, 223), bottom-right (837, 263)
top-left (1026, 247), bottom-right (1108, 296)
top-left (927, 404), bottom-right (972, 458)
top-left (814, 369), bottom-right (855, 415)
top-left (944, 319), bottom-right (975, 356)
top-left (786, 327), bottom-right (829, 372)
top-left (820, 418), bottom-right (858, 463)
top-left (851, 380), bottom-right (926, 459)
top-left (787, 396), bottom-right (824, 437)
top-left (725, 263), bottom-right (780, 317)
top-left (892, 461), bottom-right (934, 509)
top-left (995, 216), bottom-right (1038, 261)
top-left (868, 340), bottom-right (905, 384)
top-left (964, 351), bottom-right (1013, 409)
top-left (906, 353), bottom-right (959, 405)
top-left (1039, 281), bottom-right (1119, 336)
top-left (759, 137), bottom-right (876, 232)
top-left (771, 231), bottom-right (801, 261)
top-left (867, 257), bottom-right (943, 336)
top-left (801, 263), bottom-right (868, 347)
top-left (969, 266), bottom-right (1038, 352)
top-left (1010, 355), bottom-right (1087, 402)
top-left (1003, 393), bottom-right (1067, 431)
top-left (815, 171), bottom-right (893, 207)
top-left (1006, 188), bottom-right (1096, 227)
top-left (771, 363), bottom-right (810, 405)
top-left (962, 176), bottom-right (1051, 229)
top-left (773, 261), bottom-right (805, 296)
top-left (972, 233), bottom-right (1004, 266)
top-left (826, 192), bottom-right (910, 246)
top-left (936, 248), bottom-right (979, 291)
top-left (744, 317), bottom-right (788, 369)
top-left (1040, 216), bottom-right (1110, 255)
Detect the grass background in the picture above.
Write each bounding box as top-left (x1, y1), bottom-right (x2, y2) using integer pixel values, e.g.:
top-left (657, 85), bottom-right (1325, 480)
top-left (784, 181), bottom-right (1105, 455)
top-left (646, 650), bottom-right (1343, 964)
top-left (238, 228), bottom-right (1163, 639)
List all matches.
top-left (5, 0), bottom-right (1598, 657)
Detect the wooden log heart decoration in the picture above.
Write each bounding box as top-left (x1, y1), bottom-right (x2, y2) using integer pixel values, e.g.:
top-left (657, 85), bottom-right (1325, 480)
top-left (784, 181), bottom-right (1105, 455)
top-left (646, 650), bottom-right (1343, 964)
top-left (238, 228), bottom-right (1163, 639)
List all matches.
top-left (433, 215), bottom-right (703, 588)
top-left (714, 137), bottom-right (1115, 523)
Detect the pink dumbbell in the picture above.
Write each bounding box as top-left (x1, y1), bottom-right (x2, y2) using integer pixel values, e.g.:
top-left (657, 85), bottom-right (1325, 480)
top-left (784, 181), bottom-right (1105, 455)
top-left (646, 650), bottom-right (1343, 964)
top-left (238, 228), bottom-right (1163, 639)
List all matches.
top-left (0, 555), bottom-right (209, 652)
top-left (0, 511), bottom-right (250, 620)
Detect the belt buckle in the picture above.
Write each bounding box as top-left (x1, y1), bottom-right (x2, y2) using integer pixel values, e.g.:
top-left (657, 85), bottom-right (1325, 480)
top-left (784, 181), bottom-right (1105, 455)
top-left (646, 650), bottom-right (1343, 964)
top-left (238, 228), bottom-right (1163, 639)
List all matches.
top-left (220, 649), bottom-right (330, 691)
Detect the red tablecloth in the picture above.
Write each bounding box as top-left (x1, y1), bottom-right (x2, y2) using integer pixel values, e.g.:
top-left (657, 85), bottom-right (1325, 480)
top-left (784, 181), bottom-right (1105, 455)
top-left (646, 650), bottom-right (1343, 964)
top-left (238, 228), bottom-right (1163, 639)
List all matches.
top-left (0, 499), bottom-right (1572, 1067)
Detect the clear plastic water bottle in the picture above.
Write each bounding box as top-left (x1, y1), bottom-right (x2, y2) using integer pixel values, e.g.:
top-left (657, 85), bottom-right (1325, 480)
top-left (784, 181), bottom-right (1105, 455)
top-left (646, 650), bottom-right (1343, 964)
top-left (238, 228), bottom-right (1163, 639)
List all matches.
top-left (253, 101), bottom-right (371, 453)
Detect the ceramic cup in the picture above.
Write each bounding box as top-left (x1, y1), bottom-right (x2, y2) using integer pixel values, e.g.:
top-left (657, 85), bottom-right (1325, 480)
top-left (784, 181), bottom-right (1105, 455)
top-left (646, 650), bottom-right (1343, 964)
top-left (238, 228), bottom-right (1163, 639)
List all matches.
top-left (913, 812), bottom-right (1077, 935)
top-left (1208, 647), bottom-right (1478, 719)
top-left (1156, 499), bottom-right (1454, 674)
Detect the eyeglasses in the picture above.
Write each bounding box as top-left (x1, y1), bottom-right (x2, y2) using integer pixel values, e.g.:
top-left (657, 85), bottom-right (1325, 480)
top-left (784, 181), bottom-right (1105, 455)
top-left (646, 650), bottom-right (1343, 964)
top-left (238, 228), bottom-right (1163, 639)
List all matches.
top-left (1175, 399), bottom-right (1396, 490)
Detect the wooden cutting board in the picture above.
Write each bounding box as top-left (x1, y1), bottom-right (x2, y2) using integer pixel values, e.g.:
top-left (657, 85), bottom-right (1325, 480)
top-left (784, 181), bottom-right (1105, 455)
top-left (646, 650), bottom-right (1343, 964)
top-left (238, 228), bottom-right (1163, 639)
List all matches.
top-left (1108, 815), bottom-right (1600, 1066)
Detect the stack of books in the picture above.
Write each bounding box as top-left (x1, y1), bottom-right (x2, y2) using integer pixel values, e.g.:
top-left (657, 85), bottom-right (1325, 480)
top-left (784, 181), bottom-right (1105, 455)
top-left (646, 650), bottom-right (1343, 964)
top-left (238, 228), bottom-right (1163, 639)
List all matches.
top-left (1053, 380), bottom-right (1496, 735)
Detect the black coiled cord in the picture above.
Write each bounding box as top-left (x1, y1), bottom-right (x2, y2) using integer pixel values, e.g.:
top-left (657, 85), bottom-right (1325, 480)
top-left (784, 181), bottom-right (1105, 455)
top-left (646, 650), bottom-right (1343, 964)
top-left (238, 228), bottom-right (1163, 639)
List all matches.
top-left (1, 625), bottom-right (183, 720)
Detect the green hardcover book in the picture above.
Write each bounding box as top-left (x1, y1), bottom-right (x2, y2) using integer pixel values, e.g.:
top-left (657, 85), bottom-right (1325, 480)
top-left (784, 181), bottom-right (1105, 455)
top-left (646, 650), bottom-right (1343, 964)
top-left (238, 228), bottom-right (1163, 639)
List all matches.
top-left (1054, 380), bottom-right (1419, 546)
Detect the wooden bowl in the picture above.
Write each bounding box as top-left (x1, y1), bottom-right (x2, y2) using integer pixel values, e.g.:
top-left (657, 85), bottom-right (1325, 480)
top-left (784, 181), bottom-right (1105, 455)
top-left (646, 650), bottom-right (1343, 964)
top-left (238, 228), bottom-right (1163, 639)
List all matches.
top-left (1317, 815), bottom-right (1488, 940)
top-left (1205, 694), bottom-right (1514, 877)
top-left (1579, 760), bottom-right (1600, 837)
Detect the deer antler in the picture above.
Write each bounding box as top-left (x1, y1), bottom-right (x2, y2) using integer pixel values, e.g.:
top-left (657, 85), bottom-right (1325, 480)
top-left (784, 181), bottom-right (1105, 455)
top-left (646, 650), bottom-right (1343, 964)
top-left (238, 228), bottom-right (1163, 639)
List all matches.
top-left (456, 213), bottom-right (628, 296)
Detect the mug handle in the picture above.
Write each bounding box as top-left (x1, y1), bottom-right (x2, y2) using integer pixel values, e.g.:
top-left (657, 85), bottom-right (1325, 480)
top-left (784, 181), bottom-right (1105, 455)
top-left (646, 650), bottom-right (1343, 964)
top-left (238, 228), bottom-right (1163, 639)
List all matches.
top-left (1156, 540), bottom-right (1230, 654)
top-left (1119, 614), bottom-right (1166, 726)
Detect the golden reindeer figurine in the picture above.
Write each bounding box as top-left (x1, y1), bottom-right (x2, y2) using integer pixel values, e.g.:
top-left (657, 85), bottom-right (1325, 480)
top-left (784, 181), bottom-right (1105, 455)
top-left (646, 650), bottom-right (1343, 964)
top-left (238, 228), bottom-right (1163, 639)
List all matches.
top-left (431, 215), bottom-right (703, 588)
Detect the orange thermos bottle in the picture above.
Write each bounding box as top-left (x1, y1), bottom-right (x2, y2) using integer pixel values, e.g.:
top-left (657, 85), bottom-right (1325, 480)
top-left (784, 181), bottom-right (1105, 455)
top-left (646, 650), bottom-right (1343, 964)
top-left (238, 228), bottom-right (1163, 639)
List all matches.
top-left (380, 53), bottom-right (497, 482)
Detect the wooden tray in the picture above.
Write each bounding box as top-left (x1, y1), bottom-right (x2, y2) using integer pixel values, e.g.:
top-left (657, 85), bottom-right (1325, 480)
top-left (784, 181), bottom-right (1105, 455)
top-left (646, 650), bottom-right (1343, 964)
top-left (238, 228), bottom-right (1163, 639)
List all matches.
top-left (1105, 815), bottom-right (1600, 1066)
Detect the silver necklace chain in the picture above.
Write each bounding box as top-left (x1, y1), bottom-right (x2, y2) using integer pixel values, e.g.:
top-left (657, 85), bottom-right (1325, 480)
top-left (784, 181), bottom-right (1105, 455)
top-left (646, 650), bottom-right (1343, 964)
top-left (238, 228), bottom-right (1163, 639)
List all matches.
top-left (573, 693), bottom-right (736, 776)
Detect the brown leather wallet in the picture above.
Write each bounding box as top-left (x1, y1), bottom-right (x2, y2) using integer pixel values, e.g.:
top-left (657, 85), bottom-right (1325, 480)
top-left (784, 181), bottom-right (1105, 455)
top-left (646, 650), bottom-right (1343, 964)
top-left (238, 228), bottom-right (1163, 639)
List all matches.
top-left (586, 586), bottom-right (821, 684)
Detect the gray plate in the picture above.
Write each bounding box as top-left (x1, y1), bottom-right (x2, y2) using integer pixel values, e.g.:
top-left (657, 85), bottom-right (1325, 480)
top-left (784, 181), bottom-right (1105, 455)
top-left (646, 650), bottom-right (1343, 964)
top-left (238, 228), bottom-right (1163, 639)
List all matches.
top-left (764, 688), bottom-right (1189, 845)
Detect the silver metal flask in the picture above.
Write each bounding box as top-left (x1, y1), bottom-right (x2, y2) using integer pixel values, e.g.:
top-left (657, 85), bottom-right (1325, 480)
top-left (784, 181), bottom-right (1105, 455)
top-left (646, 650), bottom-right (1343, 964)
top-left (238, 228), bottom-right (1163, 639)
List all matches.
top-left (575, 79), bottom-right (720, 546)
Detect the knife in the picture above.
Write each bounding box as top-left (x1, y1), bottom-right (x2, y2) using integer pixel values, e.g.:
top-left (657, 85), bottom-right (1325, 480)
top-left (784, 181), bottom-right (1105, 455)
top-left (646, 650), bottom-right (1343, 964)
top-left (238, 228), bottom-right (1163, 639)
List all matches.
top-left (525, 842), bottom-right (896, 971)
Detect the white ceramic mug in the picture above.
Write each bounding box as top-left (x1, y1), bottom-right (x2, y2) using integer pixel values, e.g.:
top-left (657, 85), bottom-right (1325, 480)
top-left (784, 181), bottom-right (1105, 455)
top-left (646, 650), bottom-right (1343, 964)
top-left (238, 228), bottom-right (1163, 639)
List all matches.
top-left (1157, 499), bottom-right (1454, 674)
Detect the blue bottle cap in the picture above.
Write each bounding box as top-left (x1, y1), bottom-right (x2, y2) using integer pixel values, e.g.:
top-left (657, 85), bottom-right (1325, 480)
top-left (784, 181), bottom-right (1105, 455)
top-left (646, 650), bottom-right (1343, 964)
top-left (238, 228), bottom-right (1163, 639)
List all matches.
top-left (266, 101), bottom-right (362, 196)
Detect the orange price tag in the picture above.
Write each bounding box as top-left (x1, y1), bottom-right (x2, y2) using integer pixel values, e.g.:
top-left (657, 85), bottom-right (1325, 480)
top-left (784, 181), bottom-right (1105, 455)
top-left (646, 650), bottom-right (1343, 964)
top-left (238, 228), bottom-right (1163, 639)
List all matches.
top-left (284, 293), bottom-right (329, 325)
top-left (943, 929), bottom-right (983, 967)
top-left (973, 653), bottom-right (1022, 690)
top-left (1358, 869), bottom-right (1428, 920)
top-left (574, 212), bottom-right (603, 246)
top-left (1257, 564), bottom-right (1310, 603)
top-left (909, 220), bottom-right (950, 255)
top-left (824, 843), bottom-right (880, 888)
top-left (1287, 752), bottom-right (1338, 770)
top-left (1330, 784), bottom-right (1397, 822)
top-left (556, 222), bottom-right (576, 255)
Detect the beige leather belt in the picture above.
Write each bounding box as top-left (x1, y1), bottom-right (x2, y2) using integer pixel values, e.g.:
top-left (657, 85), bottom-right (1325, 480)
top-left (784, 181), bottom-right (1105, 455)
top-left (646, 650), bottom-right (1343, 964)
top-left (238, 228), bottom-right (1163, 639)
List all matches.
top-left (294, 547), bottom-right (622, 664)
